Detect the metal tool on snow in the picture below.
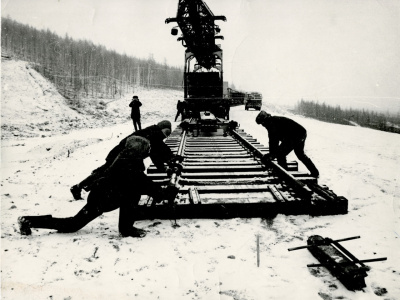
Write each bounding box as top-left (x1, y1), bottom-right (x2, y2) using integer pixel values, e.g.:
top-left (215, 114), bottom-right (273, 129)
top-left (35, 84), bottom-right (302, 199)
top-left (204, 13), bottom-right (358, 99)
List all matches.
top-left (288, 235), bottom-right (387, 291)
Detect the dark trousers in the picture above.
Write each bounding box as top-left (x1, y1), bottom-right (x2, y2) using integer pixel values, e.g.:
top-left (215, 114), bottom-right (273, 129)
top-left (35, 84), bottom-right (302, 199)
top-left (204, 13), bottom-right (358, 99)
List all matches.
top-left (77, 164), bottom-right (108, 192)
top-left (175, 110), bottom-right (183, 122)
top-left (24, 173), bottom-right (161, 234)
top-left (132, 117), bottom-right (141, 131)
top-left (21, 205), bottom-right (101, 233)
top-left (21, 195), bottom-right (143, 235)
top-left (277, 134), bottom-right (319, 175)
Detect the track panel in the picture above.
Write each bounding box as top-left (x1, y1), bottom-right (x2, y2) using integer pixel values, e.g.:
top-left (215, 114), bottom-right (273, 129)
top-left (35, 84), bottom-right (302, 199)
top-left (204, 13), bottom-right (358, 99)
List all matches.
top-left (137, 125), bottom-right (348, 220)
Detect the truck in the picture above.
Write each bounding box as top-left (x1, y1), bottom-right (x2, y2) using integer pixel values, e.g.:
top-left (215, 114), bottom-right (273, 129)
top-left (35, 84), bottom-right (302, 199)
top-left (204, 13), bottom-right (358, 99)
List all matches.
top-left (245, 92), bottom-right (262, 110)
top-left (226, 88), bottom-right (246, 106)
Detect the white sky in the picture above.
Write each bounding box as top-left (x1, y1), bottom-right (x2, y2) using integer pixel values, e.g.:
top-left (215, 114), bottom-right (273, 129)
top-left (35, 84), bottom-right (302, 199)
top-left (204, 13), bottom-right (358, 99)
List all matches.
top-left (2, 0), bottom-right (400, 109)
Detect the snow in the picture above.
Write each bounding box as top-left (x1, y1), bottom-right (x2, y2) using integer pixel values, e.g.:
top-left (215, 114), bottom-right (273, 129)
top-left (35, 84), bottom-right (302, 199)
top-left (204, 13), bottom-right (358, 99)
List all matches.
top-left (1, 58), bottom-right (400, 300)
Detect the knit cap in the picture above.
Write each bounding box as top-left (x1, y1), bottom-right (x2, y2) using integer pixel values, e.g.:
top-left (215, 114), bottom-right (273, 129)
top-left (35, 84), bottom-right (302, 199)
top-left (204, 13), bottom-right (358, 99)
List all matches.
top-left (255, 110), bottom-right (271, 124)
top-left (124, 136), bottom-right (151, 158)
top-left (157, 120), bottom-right (172, 131)
top-left (161, 128), bottom-right (171, 138)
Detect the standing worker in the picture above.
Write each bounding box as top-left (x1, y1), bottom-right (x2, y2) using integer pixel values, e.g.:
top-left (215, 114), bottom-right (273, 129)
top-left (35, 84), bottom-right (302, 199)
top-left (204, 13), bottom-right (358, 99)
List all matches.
top-left (224, 99), bottom-right (230, 120)
top-left (175, 100), bottom-right (186, 122)
top-left (129, 95), bottom-right (142, 131)
top-left (255, 110), bottom-right (320, 178)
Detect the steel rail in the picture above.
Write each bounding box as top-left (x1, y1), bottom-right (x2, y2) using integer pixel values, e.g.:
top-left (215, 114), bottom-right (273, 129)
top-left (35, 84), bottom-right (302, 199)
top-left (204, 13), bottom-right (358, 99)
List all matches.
top-left (139, 123), bottom-right (348, 219)
top-left (230, 129), bottom-right (313, 198)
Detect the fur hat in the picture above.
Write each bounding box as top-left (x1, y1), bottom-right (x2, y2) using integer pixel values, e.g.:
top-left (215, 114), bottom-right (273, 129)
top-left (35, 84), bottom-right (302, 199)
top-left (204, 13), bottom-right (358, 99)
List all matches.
top-left (256, 110), bottom-right (271, 124)
top-left (157, 120), bottom-right (172, 131)
top-left (124, 136), bottom-right (150, 158)
top-left (132, 95), bottom-right (139, 99)
top-left (161, 128), bottom-right (171, 138)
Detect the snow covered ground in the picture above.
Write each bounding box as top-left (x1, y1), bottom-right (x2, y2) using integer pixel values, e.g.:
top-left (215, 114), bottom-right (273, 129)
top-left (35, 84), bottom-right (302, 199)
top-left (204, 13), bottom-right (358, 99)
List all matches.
top-left (1, 58), bottom-right (400, 300)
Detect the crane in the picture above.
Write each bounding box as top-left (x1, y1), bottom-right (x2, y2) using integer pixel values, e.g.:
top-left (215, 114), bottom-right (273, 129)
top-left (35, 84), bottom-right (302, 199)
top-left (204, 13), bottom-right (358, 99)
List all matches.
top-left (166, 0), bottom-right (229, 120)
top-left (165, 0), bottom-right (226, 70)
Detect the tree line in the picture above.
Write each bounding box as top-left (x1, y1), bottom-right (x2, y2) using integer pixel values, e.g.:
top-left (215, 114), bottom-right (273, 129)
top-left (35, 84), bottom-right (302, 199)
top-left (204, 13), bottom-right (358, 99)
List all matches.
top-left (293, 99), bottom-right (400, 134)
top-left (1, 17), bottom-right (183, 102)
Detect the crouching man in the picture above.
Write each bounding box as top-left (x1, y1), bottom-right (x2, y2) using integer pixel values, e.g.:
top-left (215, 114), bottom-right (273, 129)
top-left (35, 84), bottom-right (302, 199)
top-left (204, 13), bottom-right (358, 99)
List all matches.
top-left (70, 120), bottom-right (179, 200)
top-left (18, 136), bottom-right (179, 238)
top-left (255, 110), bottom-right (320, 178)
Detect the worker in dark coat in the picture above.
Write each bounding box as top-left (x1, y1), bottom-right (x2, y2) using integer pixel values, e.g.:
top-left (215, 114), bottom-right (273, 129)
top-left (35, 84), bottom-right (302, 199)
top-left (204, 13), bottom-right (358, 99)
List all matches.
top-left (129, 95), bottom-right (142, 131)
top-left (224, 99), bottom-right (230, 120)
top-left (256, 110), bottom-right (320, 177)
top-left (174, 100), bottom-right (186, 122)
top-left (18, 136), bottom-right (178, 238)
top-left (70, 120), bottom-right (176, 200)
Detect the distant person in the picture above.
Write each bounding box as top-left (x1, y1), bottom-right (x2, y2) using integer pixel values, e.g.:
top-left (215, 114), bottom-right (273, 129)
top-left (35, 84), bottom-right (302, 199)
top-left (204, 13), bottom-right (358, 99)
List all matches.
top-left (175, 100), bottom-right (186, 122)
top-left (224, 99), bottom-right (230, 120)
top-left (70, 120), bottom-right (177, 200)
top-left (255, 110), bottom-right (320, 178)
top-left (129, 95), bottom-right (142, 131)
top-left (18, 136), bottom-right (179, 238)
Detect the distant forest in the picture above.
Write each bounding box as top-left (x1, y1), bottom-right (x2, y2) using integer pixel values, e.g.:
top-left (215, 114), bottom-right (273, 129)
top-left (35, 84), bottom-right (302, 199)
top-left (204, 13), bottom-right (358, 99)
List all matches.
top-left (293, 99), bottom-right (400, 134)
top-left (1, 17), bottom-right (183, 101)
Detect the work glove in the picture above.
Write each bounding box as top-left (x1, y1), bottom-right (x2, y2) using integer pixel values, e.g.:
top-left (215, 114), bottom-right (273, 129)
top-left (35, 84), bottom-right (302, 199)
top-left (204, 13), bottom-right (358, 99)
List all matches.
top-left (261, 153), bottom-right (273, 165)
top-left (168, 154), bottom-right (184, 165)
top-left (180, 121), bottom-right (190, 132)
top-left (166, 163), bottom-right (183, 176)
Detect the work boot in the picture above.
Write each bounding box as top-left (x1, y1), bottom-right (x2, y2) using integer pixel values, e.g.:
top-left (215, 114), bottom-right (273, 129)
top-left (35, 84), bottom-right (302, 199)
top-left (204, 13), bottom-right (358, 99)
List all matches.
top-left (18, 216), bottom-right (32, 235)
top-left (120, 227), bottom-right (147, 238)
top-left (301, 156), bottom-right (320, 178)
top-left (17, 215), bottom-right (53, 235)
top-left (70, 184), bottom-right (82, 200)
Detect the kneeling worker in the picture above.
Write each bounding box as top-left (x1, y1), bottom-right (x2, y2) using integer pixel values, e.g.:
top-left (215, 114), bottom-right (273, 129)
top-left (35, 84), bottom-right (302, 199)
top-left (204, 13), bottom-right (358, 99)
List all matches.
top-left (70, 120), bottom-right (178, 200)
top-left (18, 136), bottom-right (178, 238)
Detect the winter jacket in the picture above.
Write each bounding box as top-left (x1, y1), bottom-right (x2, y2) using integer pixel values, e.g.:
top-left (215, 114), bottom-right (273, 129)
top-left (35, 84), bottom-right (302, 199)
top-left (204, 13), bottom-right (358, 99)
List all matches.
top-left (88, 158), bottom-right (162, 214)
top-left (129, 99), bottom-right (142, 118)
top-left (261, 116), bottom-right (307, 157)
top-left (87, 136), bottom-right (162, 213)
top-left (177, 100), bottom-right (186, 110)
top-left (105, 125), bottom-right (173, 171)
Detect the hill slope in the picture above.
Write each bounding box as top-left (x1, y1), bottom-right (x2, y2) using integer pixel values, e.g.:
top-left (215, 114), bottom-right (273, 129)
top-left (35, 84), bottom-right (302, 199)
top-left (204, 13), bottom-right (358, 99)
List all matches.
top-left (1, 57), bottom-right (182, 140)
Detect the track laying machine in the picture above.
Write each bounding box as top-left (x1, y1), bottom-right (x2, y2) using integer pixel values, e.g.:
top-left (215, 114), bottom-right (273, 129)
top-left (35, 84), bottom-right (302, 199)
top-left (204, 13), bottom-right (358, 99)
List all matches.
top-left (138, 0), bottom-right (349, 220)
top-left (166, 0), bottom-right (230, 125)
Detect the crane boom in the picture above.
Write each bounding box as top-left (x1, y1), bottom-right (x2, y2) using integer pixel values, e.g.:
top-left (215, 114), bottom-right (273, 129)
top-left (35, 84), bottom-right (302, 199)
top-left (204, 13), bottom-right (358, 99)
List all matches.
top-left (166, 0), bottom-right (226, 69)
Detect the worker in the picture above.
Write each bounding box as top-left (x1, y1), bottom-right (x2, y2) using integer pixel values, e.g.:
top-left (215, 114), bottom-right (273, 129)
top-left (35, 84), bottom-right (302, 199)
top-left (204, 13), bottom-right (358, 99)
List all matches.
top-left (129, 95), bottom-right (142, 131)
top-left (175, 100), bottom-right (186, 122)
top-left (70, 120), bottom-right (178, 200)
top-left (18, 136), bottom-right (179, 238)
top-left (224, 99), bottom-right (230, 120)
top-left (255, 110), bottom-right (320, 178)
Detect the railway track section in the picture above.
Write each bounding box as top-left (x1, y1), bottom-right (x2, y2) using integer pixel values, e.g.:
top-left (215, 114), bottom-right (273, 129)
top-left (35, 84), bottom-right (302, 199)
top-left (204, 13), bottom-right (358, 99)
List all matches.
top-left (135, 124), bottom-right (348, 220)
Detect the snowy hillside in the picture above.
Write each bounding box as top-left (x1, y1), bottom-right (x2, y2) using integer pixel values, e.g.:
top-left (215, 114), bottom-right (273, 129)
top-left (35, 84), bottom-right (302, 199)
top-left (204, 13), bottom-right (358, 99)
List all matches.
top-left (1, 58), bottom-right (182, 140)
top-left (1, 58), bottom-right (400, 300)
